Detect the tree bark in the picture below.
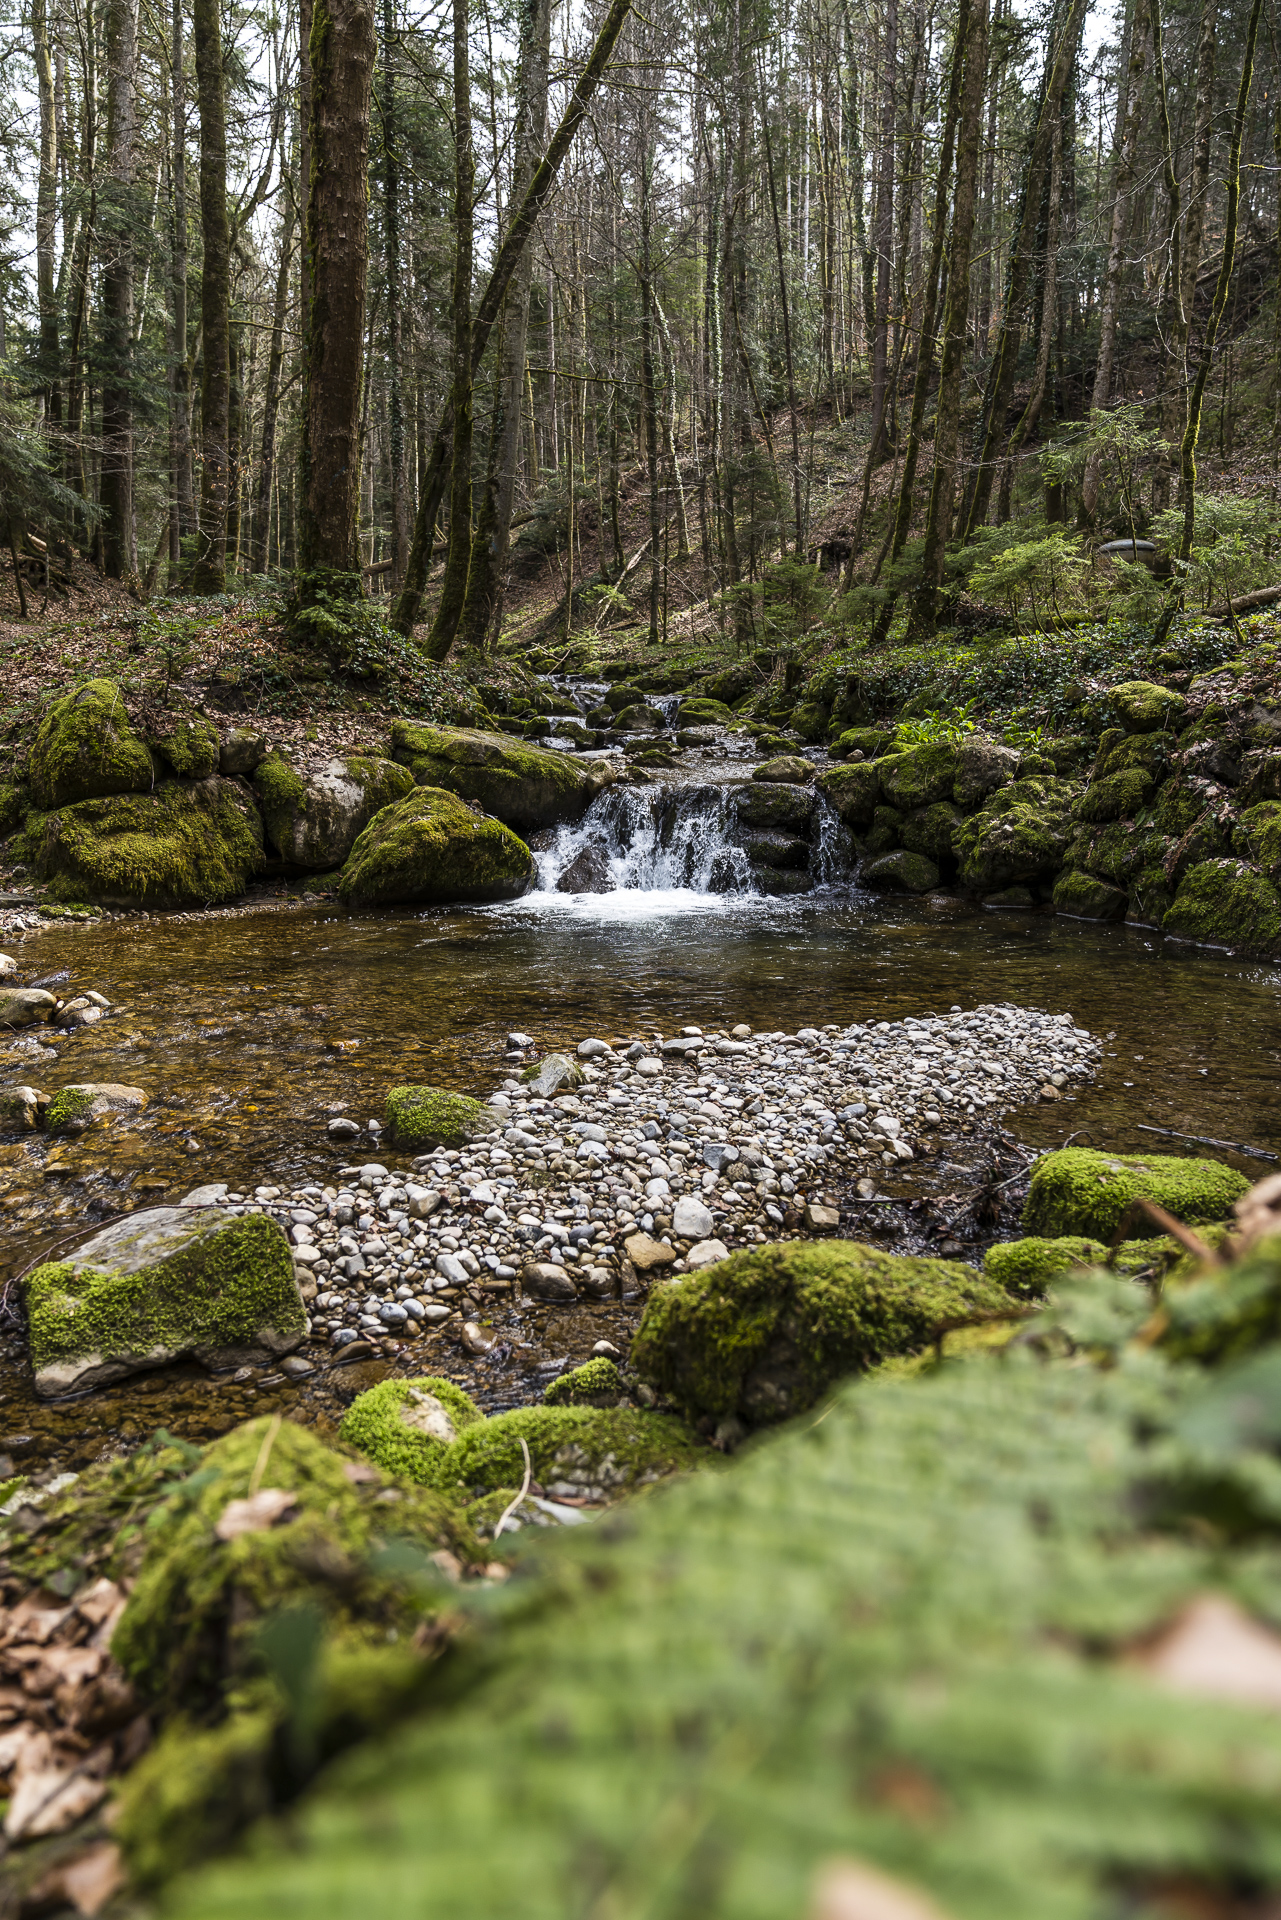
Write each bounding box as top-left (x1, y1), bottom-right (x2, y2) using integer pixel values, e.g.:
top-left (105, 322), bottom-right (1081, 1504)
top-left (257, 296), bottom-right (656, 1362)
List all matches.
top-left (99, 0), bottom-right (138, 580)
top-left (170, 0), bottom-right (190, 575)
top-left (425, 0), bottom-right (475, 653)
top-left (298, 0), bottom-right (376, 581)
top-left (192, 0), bottom-right (229, 592)
top-left (381, 0), bottom-right (409, 582)
top-left (253, 170), bottom-right (296, 573)
top-left (866, 0), bottom-right (897, 463)
top-left (33, 0), bottom-right (59, 428)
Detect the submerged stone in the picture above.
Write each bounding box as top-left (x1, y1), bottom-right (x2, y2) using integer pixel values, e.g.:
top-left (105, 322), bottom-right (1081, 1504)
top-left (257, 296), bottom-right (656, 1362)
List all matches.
top-left (388, 722), bottom-right (613, 829)
top-left (23, 1206), bottom-right (307, 1395)
top-left (29, 678), bottom-right (154, 809)
top-left (337, 788), bottom-right (535, 907)
top-left (1022, 1146), bottom-right (1249, 1242)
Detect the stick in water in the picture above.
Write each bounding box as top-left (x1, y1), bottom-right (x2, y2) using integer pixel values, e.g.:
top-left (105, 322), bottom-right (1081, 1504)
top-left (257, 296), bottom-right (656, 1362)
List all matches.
top-left (493, 1437), bottom-right (533, 1541)
top-left (1136, 1123), bottom-right (1277, 1163)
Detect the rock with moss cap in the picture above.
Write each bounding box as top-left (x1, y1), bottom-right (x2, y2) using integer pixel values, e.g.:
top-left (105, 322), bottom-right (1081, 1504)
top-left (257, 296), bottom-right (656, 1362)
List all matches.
top-left (426, 1404), bottom-right (703, 1498)
top-left (861, 849), bottom-right (938, 893)
top-left (28, 678), bottom-right (154, 808)
top-left (875, 741), bottom-right (958, 812)
top-left (253, 753), bottom-right (414, 868)
top-left (1163, 858), bottom-right (1281, 955)
top-left (985, 1232), bottom-right (1195, 1299)
top-left (752, 755), bottom-right (814, 785)
top-left (46, 1081), bottom-right (146, 1135)
top-left (901, 802), bottom-right (962, 864)
top-left (543, 1357), bottom-right (626, 1408)
top-left (1022, 1146), bottom-right (1249, 1242)
top-left (1052, 870), bottom-right (1127, 921)
top-left (676, 697), bottom-right (734, 726)
top-left (1107, 680), bottom-right (1187, 733)
top-left (829, 725), bottom-right (894, 761)
top-left (147, 712), bottom-right (220, 781)
top-left (388, 721), bottom-right (613, 830)
top-left (1076, 767), bottom-right (1156, 823)
top-left (339, 1376), bottom-right (485, 1482)
top-left (22, 1205), bottom-right (308, 1395)
top-left (218, 728), bottom-right (268, 776)
top-left (21, 778), bottom-right (264, 908)
top-left (733, 783), bottom-right (814, 832)
top-left (631, 1239), bottom-right (1016, 1426)
top-left (816, 760), bottom-right (880, 827)
top-left (953, 734), bottom-right (1020, 807)
top-left (384, 1083), bottom-right (502, 1150)
top-left (953, 776), bottom-right (1078, 893)
top-left (338, 788), bottom-right (534, 907)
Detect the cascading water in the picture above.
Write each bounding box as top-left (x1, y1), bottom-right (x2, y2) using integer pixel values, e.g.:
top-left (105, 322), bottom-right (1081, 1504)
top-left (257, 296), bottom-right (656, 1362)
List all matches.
top-left (534, 786), bottom-right (755, 897)
top-left (811, 794), bottom-right (858, 885)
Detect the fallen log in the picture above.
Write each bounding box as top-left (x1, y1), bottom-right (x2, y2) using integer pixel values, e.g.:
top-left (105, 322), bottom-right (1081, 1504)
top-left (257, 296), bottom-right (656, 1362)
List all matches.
top-left (1212, 582), bottom-right (1281, 617)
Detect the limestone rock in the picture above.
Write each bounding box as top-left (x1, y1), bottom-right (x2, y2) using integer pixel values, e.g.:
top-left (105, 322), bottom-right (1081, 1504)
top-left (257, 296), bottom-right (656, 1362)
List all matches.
top-left (219, 728), bottom-right (269, 776)
top-left (1163, 859), bottom-right (1281, 956)
top-left (624, 1232), bottom-right (679, 1272)
top-left (523, 1261), bottom-right (579, 1301)
top-left (523, 1052), bottom-right (582, 1096)
top-left (253, 754), bottom-right (415, 868)
top-left (952, 777), bottom-right (1077, 893)
top-left (752, 755), bottom-right (814, 785)
top-left (953, 734), bottom-right (1020, 808)
top-left (388, 722), bottom-right (614, 830)
top-left (673, 1195), bottom-right (716, 1240)
top-left (1052, 871), bottom-right (1128, 922)
top-left (23, 1206), bottom-right (306, 1396)
top-left (685, 1238), bottom-right (729, 1269)
top-left (1108, 680), bottom-right (1187, 733)
top-left (861, 850), bottom-right (939, 893)
top-left (0, 988), bottom-right (56, 1029)
top-left (734, 783), bottom-right (815, 832)
top-left (816, 761), bottom-right (881, 828)
top-left (876, 742), bottom-right (957, 812)
top-left (613, 703), bottom-right (665, 732)
top-left (29, 679), bottom-right (153, 809)
top-left (1023, 1147), bottom-right (1248, 1242)
top-left (46, 1083), bottom-right (147, 1135)
top-left (805, 1203), bottom-right (841, 1231)
top-left (337, 788), bottom-right (535, 907)
top-left (0, 954), bottom-right (17, 979)
top-left (0, 1084), bottom-right (42, 1130)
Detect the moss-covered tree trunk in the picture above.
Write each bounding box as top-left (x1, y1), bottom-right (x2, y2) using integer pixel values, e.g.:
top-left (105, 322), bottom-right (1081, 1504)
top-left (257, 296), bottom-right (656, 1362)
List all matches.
top-left (99, 0), bottom-right (137, 581)
top-left (191, 0), bottom-right (229, 594)
top-left (298, 0), bottom-right (376, 586)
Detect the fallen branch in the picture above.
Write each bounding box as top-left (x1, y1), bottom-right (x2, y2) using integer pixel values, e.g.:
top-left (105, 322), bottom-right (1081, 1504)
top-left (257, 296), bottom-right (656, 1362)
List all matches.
top-left (1210, 582), bottom-right (1281, 617)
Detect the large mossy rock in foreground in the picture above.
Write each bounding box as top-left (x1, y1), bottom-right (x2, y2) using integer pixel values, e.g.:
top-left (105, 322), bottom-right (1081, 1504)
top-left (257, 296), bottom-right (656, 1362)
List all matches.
top-left (22, 778), bottom-right (264, 907)
top-left (252, 753), bottom-right (414, 868)
top-left (1022, 1146), bottom-right (1250, 1242)
top-left (631, 1239), bottom-right (1016, 1425)
top-left (22, 1206), bottom-right (307, 1395)
top-left (383, 1083), bottom-right (502, 1149)
top-left (338, 788), bottom-right (535, 907)
top-left (952, 774), bottom-right (1078, 892)
top-left (388, 721), bottom-right (614, 829)
top-left (159, 1336), bottom-right (1281, 1920)
top-left (28, 677), bottom-right (154, 808)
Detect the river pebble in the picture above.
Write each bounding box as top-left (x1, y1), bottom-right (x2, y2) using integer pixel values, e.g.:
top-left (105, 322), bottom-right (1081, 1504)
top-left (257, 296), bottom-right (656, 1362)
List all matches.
top-left (185, 1003), bottom-right (1100, 1358)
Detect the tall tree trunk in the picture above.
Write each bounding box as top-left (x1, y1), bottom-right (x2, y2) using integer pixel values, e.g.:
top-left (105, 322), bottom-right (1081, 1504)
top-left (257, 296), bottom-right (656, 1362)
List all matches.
top-left (998, 103), bottom-right (1064, 520)
top-left (381, 0), bottom-right (408, 582)
top-left (455, 0), bottom-right (552, 650)
top-left (1081, 0), bottom-right (1148, 521)
top-left (253, 172), bottom-right (295, 572)
top-left (866, 0), bottom-right (897, 463)
top-left (761, 77), bottom-right (804, 555)
top-left (170, 0), bottom-right (190, 576)
top-left (192, 0), bottom-right (229, 592)
top-left (99, 0), bottom-right (138, 580)
top-left (298, 0), bottom-right (376, 582)
top-left (33, 0), bottom-right (59, 428)
top-left (641, 132), bottom-right (661, 647)
top-left (66, 11), bottom-right (96, 535)
top-left (425, 0), bottom-right (474, 655)
top-left (1157, 0), bottom-right (1214, 504)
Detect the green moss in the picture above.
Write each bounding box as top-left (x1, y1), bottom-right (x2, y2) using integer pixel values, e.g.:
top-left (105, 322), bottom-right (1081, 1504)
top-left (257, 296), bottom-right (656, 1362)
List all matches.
top-left (23, 1211), bottom-right (305, 1385)
top-left (1163, 858), bottom-right (1281, 955)
top-left (1066, 820), bottom-right (1168, 887)
top-left (543, 1357), bottom-right (624, 1407)
top-left (676, 698), bottom-right (734, 724)
top-left (1022, 1146), bottom-right (1250, 1241)
top-left (1094, 731), bottom-right (1166, 779)
top-left (631, 1238), bottom-right (1016, 1424)
top-left (149, 714), bottom-right (220, 780)
top-left (427, 1403), bottom-right (704, 1496)
top-left (862, 804), bottom-right (903, 854)
top-left (900, 801), bottom-right (961, 863)
top-left (732, 783), bottom-right (814, 832)
top-left (1235, 802), bottom-right (1281, 884)
top-left (23, 778), bottom-right (264, 908)
top-left (1107, 679), bottom-right (1187, 732)
top-left (829, 725), bottom-right (894, 760)
top-left (815, 760), bottom-right (880, 826)
top-left (338, 788), bottom-right (535, 907)
top-left (340, 1377), bottom-right (485, 1481)
top-left (953, 776), bottom-right (1078, 892)
top-left (0, 782), bottom-right (28, 836)
top-left (1051, 870), bottom-right (1127, 920)
top-left (250, 752), bottom-right (308, 851)
top-left (875, 741), bottom-right (957, 810)
top-left (789, 700), bottom-right (829, 741)
top-left (384, 1083), bottom-right (501, 1149)
top-left (1154, 777), bottom-right (1209, 838)
top-left (387, 722), bottom-right (605, 830)
top-left (28, 677), bottom-right (154, 808)
top-left (1076, 766), bottom-right (1155, 822)
top-left (983, 1234), bottom-right (1180, 1297)
top-left (861, 849), bottom-right (938, 892)
top-left (44, 1085), bottom-right (95, 1133)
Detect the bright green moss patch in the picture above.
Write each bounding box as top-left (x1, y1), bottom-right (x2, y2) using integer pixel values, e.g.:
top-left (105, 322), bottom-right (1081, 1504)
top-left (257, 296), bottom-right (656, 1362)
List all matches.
top-left (875, 740), bottom-right (957, 810)
top-left (953, 776), bottom-right (1078, 891)
top-left (149, 713), bottom-right (220, 780)
top-left (28, 677), bottom-right (154, 808)
top-left (430, 1403), bottom-right (704, 1497)
top-left (337, 788), bottom-right (535, 907)
top-left (1163, 858), bottom-right (1281, 955)
top-left (815, 760), bottom-right (880, 826)
top-left (1107, 679), bottom-right (1187, 732)
top-left (983, 1233), bottom-right (1185, 1296)
top-left (340, 1377), bottom-right (485, 1481)
top-left (543, 1357), bottom-right (624, 1407)
top-left (1022, 1146), bottom-right (1250, 1241)
top-left (44, 1085), bottom-right (95, 1133)
top-left (22, 778), bottom-right (264, 908)
top-left (384, 1083), bottom-right (500, 1149)
top-left (387, 721), bottom-right (608, 829)
top-left (632, 1238), bottom-right (1016, 1424)
top-left (1076, 765), bottom-right (1155, 822)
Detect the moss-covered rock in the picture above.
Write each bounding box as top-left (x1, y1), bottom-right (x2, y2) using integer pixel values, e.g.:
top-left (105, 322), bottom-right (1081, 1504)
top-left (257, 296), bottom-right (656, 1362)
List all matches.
top-left (22, 1206), bottom-right (307, 1395)
top-left (1237, 749), bottom-right (1281, 807)
top-left (952, 733), bottom-right (1020, 807)
top-left (0, 781), bottom-right (27, 835)
top-left (218, 728), bottom-right (267, 776)
top-left (613, 703), bottom-right (665, 732)
top-left (732, 782), bottom-right (814, 832)
top-left (21, 778), bottom-right (264, 908)
top-left (253, 754), bottom-right (415, 868)
top-left (953, 776), bottom-right (1077, 892)
top-left (384, 1083), bottom-right (502, 1150)
top-left (815, 760), bottom-right (880, 827)
top-left (29, 678), bottom-right (154, 808)
top-left (986, 1233), bottom-right (1191, 1298)
top-left (790, 701), bottom-right (829, 742)
top-left (1234, 801), bottom-right (1281, 884)
top-left (339, 1377), bottom-right (485, 1480)
top-left (1163, 858), bottom-right (1281, 955)
top-left (901, 801), bottom-right (961, 863)
top-left (429, 1404), bottom-right (703, 1497)
top-left (1155, 775), bottom-right (1220, 839)
top-left (861, 848), bottom-right (938, 893)
top-left (148, 713), bottom-right (220, 781)
top-left (875, 741), bottom-right (957, 811)
top-left (862, 804), bottom-right (904, 855)
top-left (631, 1238), bottom-right (1016, 1424)
top-left (1022, 1146), bottom-right (1249, 1242)
top-left (1094, 729), bottom-right (1167, 779)
top-left (1052, 870), bottom-right (1128, 920)
top-left (741, 828), bottom-right (810, 870)
top-left (1067, 820), bottom-right (1169, 887)
top-left (829, 725), bottom-right (894, 760)
top-left (1107, 679), bottom-right (1187, 732)
top-left (676, 697), bottom-right (734, 725)
top-left (543, 1357), bottom-right (625, 1407)
top-left (46, 1079), bottom-right (146, 1134)
top-left (752, 754), bottom-right (814, 784)
top-left (337, 788), bottom-right (535, 907)
top-left (1076, 766), bottom-right (1155, 822)
top-left (1166, 811), bottom-right (1230, 887)
top-left (387, 722), bottom-right (613, 829)
top-left (1127, 864), bottom-right (1175, 926)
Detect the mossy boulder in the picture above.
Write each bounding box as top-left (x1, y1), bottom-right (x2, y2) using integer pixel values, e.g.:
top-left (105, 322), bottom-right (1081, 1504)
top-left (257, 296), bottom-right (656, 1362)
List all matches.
top-left (733, 783), bottom-right (814, 832)
top-left (1234, 801), bottom-right (1281, 884)
top-left (1128, 864), bottom-right (1175, 926)
top-left (1094, 729), bottom-right (1167, 779)
top-left (985, 1233), bottom-right (1190, 1298)
top-left (1076, 766), bottom-right (1155, 822)
top-left (337, 789), bottom-right (535, 907)
top-left (22, 1205), bottom-right (307, 1395)
top-left (46, 1080), bottom-right (146, 1134)
top-left (389, 722), bottom-right (613, 829)
top-left (218, 728), bottom-right (268, 776)
top-left (427, 1404), bottom-right (703, 1498)
top-left (862, 804), bottom-right (904, 855)
top-left (752, 754), bottom-right (814, 784)
top-left (29, 678), bottom-right (154, 808)
top-left (875, 741), bottom-right (958, 811)
top-left (148, 713), bottom-right (220, 781)
top-left (952, 733), bottom-right (1020, 807)
top-left (901, 801), bottom-right (961, 864)
top-left (339, 1377), bottom-right (486, 1481)
top-left (676, 697), bottom-right (734, 725)
top-left (741, 829), bottom-right (809, 869)
top-left (815, 760), bottom-right (880, 827)
top-left (21, 778), bottom-right (264, 908)
top-left (861, 849), bottom-right (938, 893)
top-left (1067, 820), bottom-right (1169, 887)
top-left (1022, 1146), bottom-right (1249, 1242)
top-left (1155, 775), bottom-right (1219, 839)
top-left (953, 776), bottom-right (1077, 892)
top-left (790, 701), bottom-right (829, 742)
top-left (543, 1357), bottom-right (625, 1407)
top-left (631, 1239), bottom-right (1016, 1425)
top-left (1052, 870), bottom-right (1128, 921)
top-left (0, 781), bottom-right (27, 835)
top-left (829, 725), bottom-right (893, 760)
top-left (254, 754), bottom-right (415, 868)
top-left (1163, 858), bottom-right (1281, 955)
top-left (384, 1084), bottom-right (502, 1150)
top-left (1238, 749), bottom-right (1281, 807)
top-left (613, 703), bottom-right (665, 732)
top-left (1108, 679), bottom-right (1187, 733)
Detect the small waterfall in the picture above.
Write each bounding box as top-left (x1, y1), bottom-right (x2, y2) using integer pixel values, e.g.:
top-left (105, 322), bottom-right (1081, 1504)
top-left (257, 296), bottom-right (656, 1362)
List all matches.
top-left (535, 786), bottom-right (754, 895)
top-left (811, 794), bottom-right (858, 885)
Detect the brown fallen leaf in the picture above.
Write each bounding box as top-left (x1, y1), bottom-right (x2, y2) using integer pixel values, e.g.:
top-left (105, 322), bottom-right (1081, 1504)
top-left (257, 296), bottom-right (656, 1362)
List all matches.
top-left (810, 1858), bottom-right (958, 1920)
top-left (73, 1579), bottom-right (123, 1630)
top-left (0, 1721), bottom-right (39, 1774)
top-left (62, 1841), bottom-right (126, 1917)
top-left (1138, 1595), bottom-right (1281, 1711)
top-left (22, 1645), bottom-right (104, 1695)
top-left (1, 1598), bottom-right (73, 1648)
top-left (4, 1732), bottom-right (108, 1841)
top-left (214, 1487), bottom-right (299, 1541)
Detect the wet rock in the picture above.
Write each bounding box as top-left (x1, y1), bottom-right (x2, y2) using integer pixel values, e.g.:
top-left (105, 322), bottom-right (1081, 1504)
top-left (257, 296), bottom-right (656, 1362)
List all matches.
top-left (384, 1084), bottom-right (502, 1150)
top-left (21, 778), bottom-right (264, 909)
top-left (953, 734), bottom-right (1020, 808)
top-left (0, 1084), bottom-right (42, 1130)
top-left (1052, 871), bottom-right (1128, 922)
top-left (54, 995), bottom-right (107, 1028)
top-left (624, 1232), bottom-right (679, 1272)
top-left (984, 885), bottom-right (1035, 909)
top-left (817, 761), bottom-right (881, 828)
top-left (327, 1116), bottom-right (361, 1141)
top-left (0, 989), bottom-right (56, 1029)
top-left (523, 1261), bottom-right (579, 1301)
top-left (254, 754), bottom-right (415, 868)
top-left (556, 844), bottom-right (612, 893)
top-left (734, 783), bottom-right (815, 832)
top-left (337, 789), bottom-right (535, 907)
top-left (613, 704), bottom-right (666, 732)
top-left (23, 1206), bottom-right (306, 1395)
top-left (46, 1083), bottom-right (147, 1135)
top-left (750, 866), bottom-right (815, 896)
top-left (752, 755), bottom-right (814, 785)
top-left (388, 721), bottom-right (615, 829)
top-left (29, 679), bottom-right (153, 809)
top-left (901, 802), bottom-right (962, 865)
top-left (677, 697), bottom-right (735, 726)
top-left (861, 850), bottom-right (939, 894)
top-left (218, 728), bottom-right (268, 776)
top-left (0, 954), bottom-right (17, 979)
top-left (577, 1038), bottom-right (612, 1058)
top-left (1163, 859), bottom-right (1281, 956)
top-left (742, 830), bottom-right (810, 870)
